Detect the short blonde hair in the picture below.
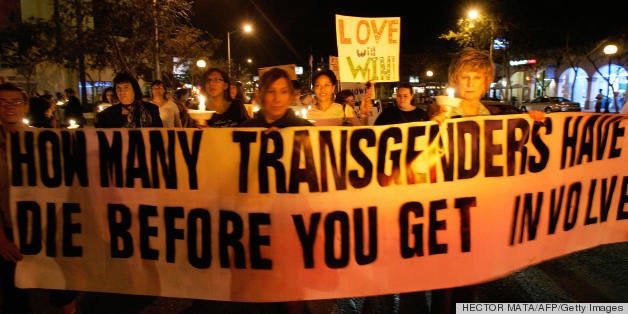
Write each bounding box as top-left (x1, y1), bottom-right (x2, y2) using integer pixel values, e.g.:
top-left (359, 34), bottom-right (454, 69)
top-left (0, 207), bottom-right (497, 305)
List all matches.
top-left (448, 47), bottom-right (495, 89)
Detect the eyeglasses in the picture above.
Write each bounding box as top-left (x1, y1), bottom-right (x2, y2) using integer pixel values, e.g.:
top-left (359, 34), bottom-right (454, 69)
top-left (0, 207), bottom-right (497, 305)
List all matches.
top-left (206, 78), bottom-right (225, 83)
top-left (0, 99), bottom-right (26, 108)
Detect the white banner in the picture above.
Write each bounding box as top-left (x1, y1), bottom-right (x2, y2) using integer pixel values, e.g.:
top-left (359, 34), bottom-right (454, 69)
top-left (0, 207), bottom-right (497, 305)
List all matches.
top-left (335, 15), bottom-right (400, 83)
top-left (9, 113), bottom-right (628, 302)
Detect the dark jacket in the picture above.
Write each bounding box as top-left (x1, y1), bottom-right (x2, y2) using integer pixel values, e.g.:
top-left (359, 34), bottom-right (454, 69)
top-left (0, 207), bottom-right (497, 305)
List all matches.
top-left (206, 100), bottom-right (250, 127)
top-left (239, 109), bottom-right (313, 128)
top-left (65, 95), bottom-right (86, 124)
top-left (374, 106), bottom-right (429, 125)
top-left (95, 102), bottom-right (163, 128)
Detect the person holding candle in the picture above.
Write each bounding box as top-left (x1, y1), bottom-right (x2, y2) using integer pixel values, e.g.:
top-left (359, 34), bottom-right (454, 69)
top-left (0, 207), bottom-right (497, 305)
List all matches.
top-left (430, 47), bottom-right (544, 313)
top-left (431, 47), bottom-right (544, 123)
top-left (430, 47), bottom-right (494, 124)
top-left (199, 68), bottom-right (249, 127)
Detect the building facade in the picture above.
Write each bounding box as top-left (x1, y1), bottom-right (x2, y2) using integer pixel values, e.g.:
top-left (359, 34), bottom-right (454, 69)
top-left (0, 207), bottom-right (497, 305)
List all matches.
top-left (490, 45), bottom-right (627, 111)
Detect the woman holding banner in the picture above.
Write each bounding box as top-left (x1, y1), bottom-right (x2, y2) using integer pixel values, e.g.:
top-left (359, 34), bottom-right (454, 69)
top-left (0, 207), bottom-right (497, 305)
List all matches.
top-left (430, 47), bottom-right (544, 313)
top-left (240, 67), bottom-right (313, 129)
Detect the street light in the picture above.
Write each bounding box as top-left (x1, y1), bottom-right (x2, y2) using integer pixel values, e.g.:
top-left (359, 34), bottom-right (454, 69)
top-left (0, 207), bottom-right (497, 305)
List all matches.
top-left (227, 23), bottom-right (253, 78)
top-left (467, 8), bottom-right (494, 58)
top-left (467, 9), bottom-right (479, 20)
top-left (603, 44), bottom-right (617, 112)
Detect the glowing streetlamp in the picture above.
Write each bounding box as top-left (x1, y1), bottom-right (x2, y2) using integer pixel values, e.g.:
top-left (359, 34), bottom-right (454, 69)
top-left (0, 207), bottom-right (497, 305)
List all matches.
top-left (467, 9), bottom-right (479, 20)
top-left (467, 8), bottom-right (494, 58)
top-left (426, 70), bottom-right (434, 78)
top-left (227, 23), bottom-right (253, 77)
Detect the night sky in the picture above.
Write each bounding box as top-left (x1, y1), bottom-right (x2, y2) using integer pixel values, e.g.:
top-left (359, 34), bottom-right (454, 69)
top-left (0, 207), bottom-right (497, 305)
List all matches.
top-left (191, 0), bottom-right (625, 68)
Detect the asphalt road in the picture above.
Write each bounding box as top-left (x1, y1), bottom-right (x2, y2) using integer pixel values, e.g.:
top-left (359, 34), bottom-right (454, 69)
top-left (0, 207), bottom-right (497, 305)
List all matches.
top-left (28, 242), bottom-right (626, 314)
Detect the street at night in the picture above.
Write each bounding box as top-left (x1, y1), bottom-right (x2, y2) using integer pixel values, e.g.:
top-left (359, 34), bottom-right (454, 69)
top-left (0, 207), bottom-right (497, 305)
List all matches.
top-left (25, 242), bottom-right (626, 313)
top-left (1, 1), bottom-right (626, 313)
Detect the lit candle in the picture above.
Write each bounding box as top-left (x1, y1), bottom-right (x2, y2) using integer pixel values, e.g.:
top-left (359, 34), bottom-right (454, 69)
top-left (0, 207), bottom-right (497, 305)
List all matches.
top-left (253, 105), bottom-right (260, 113)
top-left (301, 108), bottom-right (307, 119)
top-left (198, 95), bottom-right (206, 111)
top-left (68, 119), bottom-right (78, 129)
top-left (446, 87), bottom-right (455, 98)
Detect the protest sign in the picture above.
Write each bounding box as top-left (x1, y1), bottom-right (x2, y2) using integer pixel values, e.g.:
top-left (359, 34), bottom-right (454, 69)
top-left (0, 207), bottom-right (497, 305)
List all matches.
top-left (9, 113), bottom-right (628, 301)
top-left (336, 15), bottom-right (400, 83)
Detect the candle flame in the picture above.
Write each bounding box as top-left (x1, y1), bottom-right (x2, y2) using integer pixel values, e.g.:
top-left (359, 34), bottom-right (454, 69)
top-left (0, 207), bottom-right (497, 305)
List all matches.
top-left (446, 88), bottom-right (455, 98)
top-left (198, 95), bottom-right (206, 111)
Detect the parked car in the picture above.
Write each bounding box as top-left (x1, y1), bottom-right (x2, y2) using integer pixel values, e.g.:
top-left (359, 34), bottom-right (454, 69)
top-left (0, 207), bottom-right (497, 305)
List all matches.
top-left (521, 96), bottom-right (581, 113)
top-left (483, 102), bottom-right (524, 115)
top-left (480, 97), bottom-right (524, 115)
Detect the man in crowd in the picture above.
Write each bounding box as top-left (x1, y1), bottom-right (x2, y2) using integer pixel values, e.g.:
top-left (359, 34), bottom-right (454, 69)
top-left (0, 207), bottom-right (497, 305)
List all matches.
top-left (0, 82), bottom-right (30, 313)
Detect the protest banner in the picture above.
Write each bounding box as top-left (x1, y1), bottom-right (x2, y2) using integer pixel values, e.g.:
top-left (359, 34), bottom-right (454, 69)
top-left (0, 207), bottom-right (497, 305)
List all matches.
top-left (9, 113), bottom-right (628, 302)
top-left (336, 14), bottom-right (400, 83)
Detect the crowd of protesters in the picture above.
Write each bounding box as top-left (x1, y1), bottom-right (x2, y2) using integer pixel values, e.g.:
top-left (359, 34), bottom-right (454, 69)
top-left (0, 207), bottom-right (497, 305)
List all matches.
top-left (0, 47), bottom-right (606, 313)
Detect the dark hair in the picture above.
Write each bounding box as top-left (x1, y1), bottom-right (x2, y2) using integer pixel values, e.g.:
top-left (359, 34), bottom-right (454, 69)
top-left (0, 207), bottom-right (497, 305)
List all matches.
top-left (229, 81), bottom-right (246, 103)
top-left (336, 89), bottom-right (355, 105)
top-left (150, 80), bottom-right (169, 100)
top-left (29, 96), bottom-right (55, 127)
top-left (257, 67), bottom-right (295, 103)
top-left (29, 96), bottom-right (51, 116)
top-left (173, 88), bottom-right (190, 102)
top-left (113, 72), bottom-right (143, 103)
top-left (0, 82), bottom-right (29, 101)
top-left (396, 82), bottom-right (415, 106)
top-left (152, 80), bottom-right (165, 87)
top-left (201, 68), bottom-right (230, 99)
top-left (312, 69), bottom-right (338, 87)
top-left (396, 82), bottom-right (414, 92)
top-left (64, 88), bottom-right (75, 95)
top-left (101, 87), bottom-right (115, 103)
